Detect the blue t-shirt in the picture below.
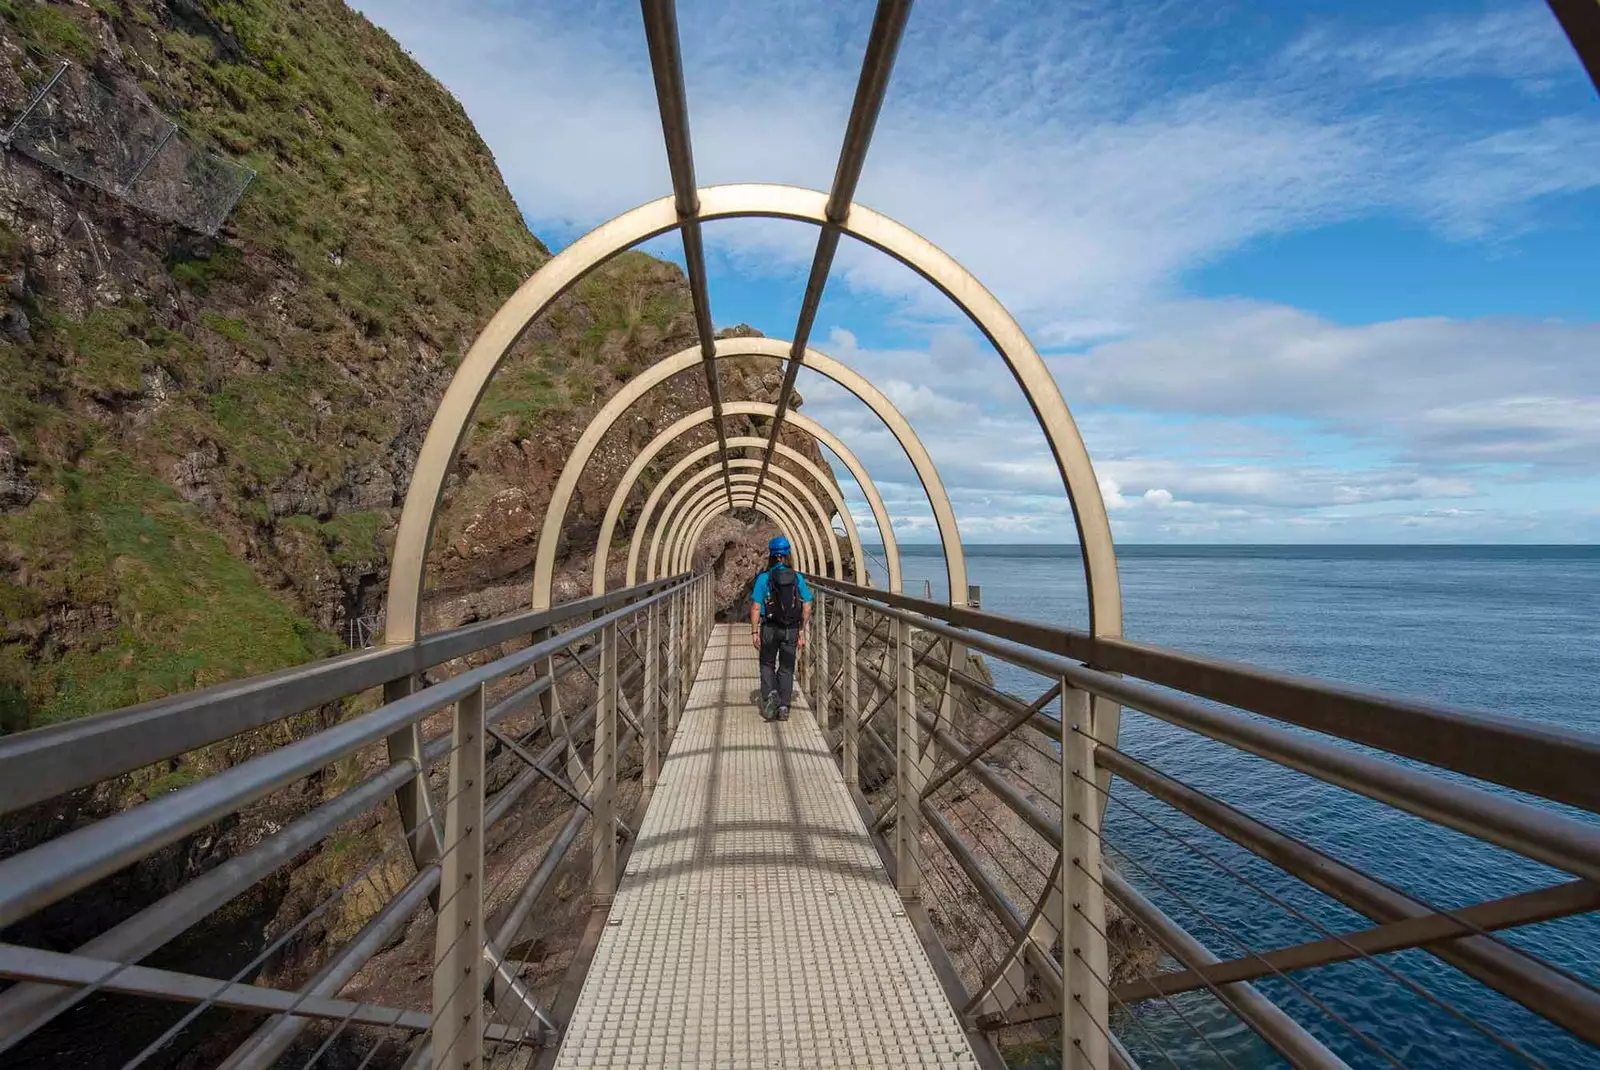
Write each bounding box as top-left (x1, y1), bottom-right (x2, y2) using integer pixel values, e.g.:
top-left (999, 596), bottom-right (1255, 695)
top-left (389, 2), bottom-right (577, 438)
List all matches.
top-left (750, 565), bottom-right (813, 617)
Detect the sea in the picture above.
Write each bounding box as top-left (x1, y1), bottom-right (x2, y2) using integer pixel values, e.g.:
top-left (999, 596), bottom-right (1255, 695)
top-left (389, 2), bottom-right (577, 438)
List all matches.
top-left (876, 544), bottom-right (1600, 1070)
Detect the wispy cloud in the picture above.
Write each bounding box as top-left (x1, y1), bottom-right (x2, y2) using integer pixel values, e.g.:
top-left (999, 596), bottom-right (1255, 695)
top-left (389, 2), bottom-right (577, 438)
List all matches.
top-left (356, 0), bottom-right (1598, 323)
top-left (352, 0), bottom-right (1600, 542)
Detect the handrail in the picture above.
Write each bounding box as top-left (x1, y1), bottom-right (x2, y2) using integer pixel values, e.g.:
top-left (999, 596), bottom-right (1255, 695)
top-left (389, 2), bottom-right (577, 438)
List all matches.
top-left (0, 574), bottom-right (690, 814)
top-left (806, 578), bottom-right (1600, 1067)
top-left (0, 576), bottom-right (694, 928)
top-left (0, 571), bottom-right (712, 1068)
top-left (814, 576), bottom-right (1600, 812)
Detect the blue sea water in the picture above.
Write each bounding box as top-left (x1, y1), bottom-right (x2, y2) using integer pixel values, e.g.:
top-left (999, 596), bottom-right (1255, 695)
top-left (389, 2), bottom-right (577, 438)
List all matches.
top-left (879, 544), bottom-right (1600, 1070)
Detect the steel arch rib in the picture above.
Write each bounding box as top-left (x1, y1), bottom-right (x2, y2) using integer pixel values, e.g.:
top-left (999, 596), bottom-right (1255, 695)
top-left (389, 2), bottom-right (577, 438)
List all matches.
top-left (671, 492), bottom-right (816, 581)
top-left (598, 434), bottom-right (865, 592)
top-left (673, 487), bottom-right (819, 579)
top-left (665, 472), bottom-right (831, 580)
top-left (529, 337), bottom-right (952, 612)
top-left (655, 472), bottom-right (827, 580)
top-left (633, 441), bottom-right (851, 588)
top-left (650, 470), bottom-right (824, 584)
top-left (387, 184), bottom-right (1118, 641)
top-left (616, 402), bottom-right (899, 593)
top-left (658, 476), bottom-right (820, 579)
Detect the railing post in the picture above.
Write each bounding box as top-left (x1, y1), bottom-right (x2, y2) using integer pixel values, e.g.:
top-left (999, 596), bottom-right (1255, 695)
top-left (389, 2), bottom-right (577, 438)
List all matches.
top-left (843, 603), bottom-right (859, 789)
top-left (895, 617), bottom-right (922, 899)
top-left (1062, 683), bottom-right (1108, 1070)
top-left (817, 591), bottom-right (830, 728)
top-left (592, 621), bottom-right (618, 901)
top-left (383, 676), bottom-right (442, 868)
top-left (667, 590), bottom-right (681, 733)
top-left (644, 601), bottom-right (659, 793)
top-left (432, 683), bottom-right (485, 1070)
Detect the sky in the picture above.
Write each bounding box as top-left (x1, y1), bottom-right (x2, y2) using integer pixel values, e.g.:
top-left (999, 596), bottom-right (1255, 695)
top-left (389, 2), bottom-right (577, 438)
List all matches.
top-left (354, 0), bottom-right (1599, 544)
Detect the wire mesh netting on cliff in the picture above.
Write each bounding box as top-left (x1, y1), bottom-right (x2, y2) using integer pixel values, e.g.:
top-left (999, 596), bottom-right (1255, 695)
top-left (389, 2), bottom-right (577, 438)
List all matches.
top-left (1, 54), bottom-right (255, 235)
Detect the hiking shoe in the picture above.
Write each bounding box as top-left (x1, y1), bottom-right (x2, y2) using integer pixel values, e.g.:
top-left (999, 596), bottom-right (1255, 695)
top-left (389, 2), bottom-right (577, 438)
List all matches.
top-left (777, 705), bottom-right (789, 721)
top-left (762, 693), bottom-right (778, 721)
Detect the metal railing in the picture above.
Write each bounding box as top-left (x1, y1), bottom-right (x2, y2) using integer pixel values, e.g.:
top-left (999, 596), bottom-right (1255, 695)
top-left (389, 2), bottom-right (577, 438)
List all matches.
top-left (805, 577), bottom-right (1600, 1070)
top-left (0, 572), bottom-right (716, 1069)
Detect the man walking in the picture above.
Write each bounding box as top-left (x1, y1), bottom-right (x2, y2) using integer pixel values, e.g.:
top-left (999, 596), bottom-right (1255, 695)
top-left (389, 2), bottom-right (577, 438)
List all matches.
top-left (749, 535), bottom-right (813, 721)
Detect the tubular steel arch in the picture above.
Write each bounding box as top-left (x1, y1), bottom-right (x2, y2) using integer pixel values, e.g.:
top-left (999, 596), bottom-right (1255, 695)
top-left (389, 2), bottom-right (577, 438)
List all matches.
top-left (652, 469), bottom-right (824, 583)
top-left (630, 441), bottom-right (848, 584)
top-left (672, 491), bottom-right (827, 582)
top-left (617, 403), bottom-right (900, 592)
top-left (386, 184), bottom-right (1119, 642)
top-left (664, 458), bottom-right (842, 578)
top-left (664, 471), bottom-right (834, 581)
top-left (656, 471), bottom-right (829, 581)
top-left (597, 434), bottom-right (866, 593)
top-left (530, 337), bottom-right (959, 613)
top-left (381, 183), bottom-right (1126, 891)
top-left (670, 475), bottom-right (823, 577)
top-left (678, 492), bottom-right (819, 579)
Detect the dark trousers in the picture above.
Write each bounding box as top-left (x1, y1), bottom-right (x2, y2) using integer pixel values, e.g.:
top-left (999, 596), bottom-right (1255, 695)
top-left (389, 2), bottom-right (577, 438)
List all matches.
top-left (759, 623), bottom-right (799, 707)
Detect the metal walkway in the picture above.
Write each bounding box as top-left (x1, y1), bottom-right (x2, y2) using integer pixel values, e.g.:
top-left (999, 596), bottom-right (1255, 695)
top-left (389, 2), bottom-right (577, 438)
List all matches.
top-left (554, 624), bottom-right (980, 1070)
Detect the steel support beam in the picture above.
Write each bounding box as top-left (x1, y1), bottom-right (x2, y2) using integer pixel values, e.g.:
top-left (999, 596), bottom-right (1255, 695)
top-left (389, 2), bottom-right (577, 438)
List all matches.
top-left (754, 0), bottom-right (914, 507)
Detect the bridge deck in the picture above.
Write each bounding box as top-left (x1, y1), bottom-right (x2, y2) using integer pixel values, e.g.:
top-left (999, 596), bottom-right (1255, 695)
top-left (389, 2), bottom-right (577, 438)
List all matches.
top-left (554, 623), bottom-right (980, 1069)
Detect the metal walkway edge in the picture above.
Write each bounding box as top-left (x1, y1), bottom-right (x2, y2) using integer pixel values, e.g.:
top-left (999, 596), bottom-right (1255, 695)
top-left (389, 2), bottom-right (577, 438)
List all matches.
top-left (554, 624), bottom-right (981, 1069)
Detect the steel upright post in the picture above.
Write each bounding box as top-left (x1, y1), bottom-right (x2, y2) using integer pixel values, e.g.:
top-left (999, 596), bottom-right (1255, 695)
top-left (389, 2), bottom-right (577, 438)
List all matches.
top-left (1062, 683), bottom-right (1108, 1069)
top-left (895, 618), bottom-right (922, 899)
top-left (644, 602), bottom-right (660, 793)
top-left (817, 592), bottom-right (830, 727)
top-left (843, 604), bottom-right (859, 788)
top-left (592, 621), bottom-right (619, 901)
top-left (383, 675), bottom-right (441, 867)
top-left (667, 590), bottom-right (681, 733)
top-left (432, 683), bottom-right (485, 1070)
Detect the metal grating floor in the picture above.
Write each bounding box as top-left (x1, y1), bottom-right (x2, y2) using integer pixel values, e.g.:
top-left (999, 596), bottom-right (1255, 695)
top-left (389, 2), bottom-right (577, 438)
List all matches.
top-left (553, 624), bottom-right (980, 1069)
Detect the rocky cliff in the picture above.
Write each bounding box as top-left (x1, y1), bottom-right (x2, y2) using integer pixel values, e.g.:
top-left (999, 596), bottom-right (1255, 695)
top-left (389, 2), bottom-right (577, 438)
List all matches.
top-left (0, 2), bottom-right (840, 1064)
top-left (0, 0), bottom-right (832, 737)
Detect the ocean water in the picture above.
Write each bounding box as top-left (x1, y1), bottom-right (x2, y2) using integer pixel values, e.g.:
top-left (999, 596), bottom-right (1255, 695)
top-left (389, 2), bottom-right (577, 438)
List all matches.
top-left (879, 544), bottom-right (1600, 1070)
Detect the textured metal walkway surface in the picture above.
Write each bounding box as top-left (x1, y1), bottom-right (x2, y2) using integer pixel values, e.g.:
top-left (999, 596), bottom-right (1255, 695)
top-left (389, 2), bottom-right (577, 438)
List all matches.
top-left (555, 624), bottom-right (980, 1069)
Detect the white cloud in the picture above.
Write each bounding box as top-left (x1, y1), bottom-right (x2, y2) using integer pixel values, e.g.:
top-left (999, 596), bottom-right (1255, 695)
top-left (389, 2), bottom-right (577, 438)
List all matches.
top-left (349, 1), bottom-right (1600, 541)
top-left (354, 0), bottom-right (1600, 325)
top-left (1053, 301), bottom-right (1600, 470)
top-left (1280, 4), bottom-right (1576, 86)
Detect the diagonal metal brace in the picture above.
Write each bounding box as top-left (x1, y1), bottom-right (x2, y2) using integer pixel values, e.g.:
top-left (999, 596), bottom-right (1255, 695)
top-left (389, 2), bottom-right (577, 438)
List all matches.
top-left (487, 726), bottom-right (635, 840)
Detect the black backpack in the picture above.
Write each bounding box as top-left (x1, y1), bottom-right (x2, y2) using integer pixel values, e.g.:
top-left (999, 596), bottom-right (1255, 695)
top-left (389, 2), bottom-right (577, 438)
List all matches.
top-left (764, 566), bottom-right (803, 628)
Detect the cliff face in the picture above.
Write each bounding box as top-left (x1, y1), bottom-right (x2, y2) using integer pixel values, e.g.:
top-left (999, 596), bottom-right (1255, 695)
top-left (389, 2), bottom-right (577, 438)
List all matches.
top-left (0, 0), bottom-right (832, 737)
top-left (0, 6), bottom-right (840, 1062)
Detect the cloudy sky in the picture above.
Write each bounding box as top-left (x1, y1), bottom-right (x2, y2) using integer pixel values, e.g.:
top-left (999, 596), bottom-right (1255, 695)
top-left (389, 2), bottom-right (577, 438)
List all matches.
top-left (356, 0), bottom-right (1598, 543)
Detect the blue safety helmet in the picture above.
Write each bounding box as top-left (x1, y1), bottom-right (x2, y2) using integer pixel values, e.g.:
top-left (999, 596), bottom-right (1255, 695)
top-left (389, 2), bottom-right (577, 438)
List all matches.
top-left (768, 535), bottom-right (792, 556)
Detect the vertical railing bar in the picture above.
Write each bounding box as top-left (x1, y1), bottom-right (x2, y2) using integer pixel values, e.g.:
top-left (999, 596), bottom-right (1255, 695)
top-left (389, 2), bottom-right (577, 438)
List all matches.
top-left (432, 683), bottom-right (485, 1070)
top-left (1062, 684), bottom-right (1108, 1069)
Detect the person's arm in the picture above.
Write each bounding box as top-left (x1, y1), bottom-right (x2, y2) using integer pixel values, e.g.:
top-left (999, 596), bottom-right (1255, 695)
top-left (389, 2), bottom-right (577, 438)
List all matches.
top-left (798, 574), bottom-right (813, 645)
top-left (749, 573), bottom-right (766, 649)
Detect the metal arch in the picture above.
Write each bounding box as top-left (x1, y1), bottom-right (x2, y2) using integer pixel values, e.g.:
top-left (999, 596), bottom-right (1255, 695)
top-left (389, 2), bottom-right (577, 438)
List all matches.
top-left (655, 471), bottom-right (829, 582)
top-left (629, 440), bottom-right (849, 585)
top-left (678, 496), bottom-right (802, 576)
top-left (386, 184), bottom-right (1118, 643)
top-left (657, 476), bottom-right (822, 581)
top-left (596, 433), bottom-right (865, 594)
top-left (528, 337), bottom-right (958, 615)
top-left (650, 469), bottom-right (824, 585)
top-left (648, 458), bottom-right (840, 581)
top-left (670, 490), bottom-right (822, 583)
top-left (619, 403), bottom-right (901, 593)
top-left (662, 467), bottom-right (837, 581)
